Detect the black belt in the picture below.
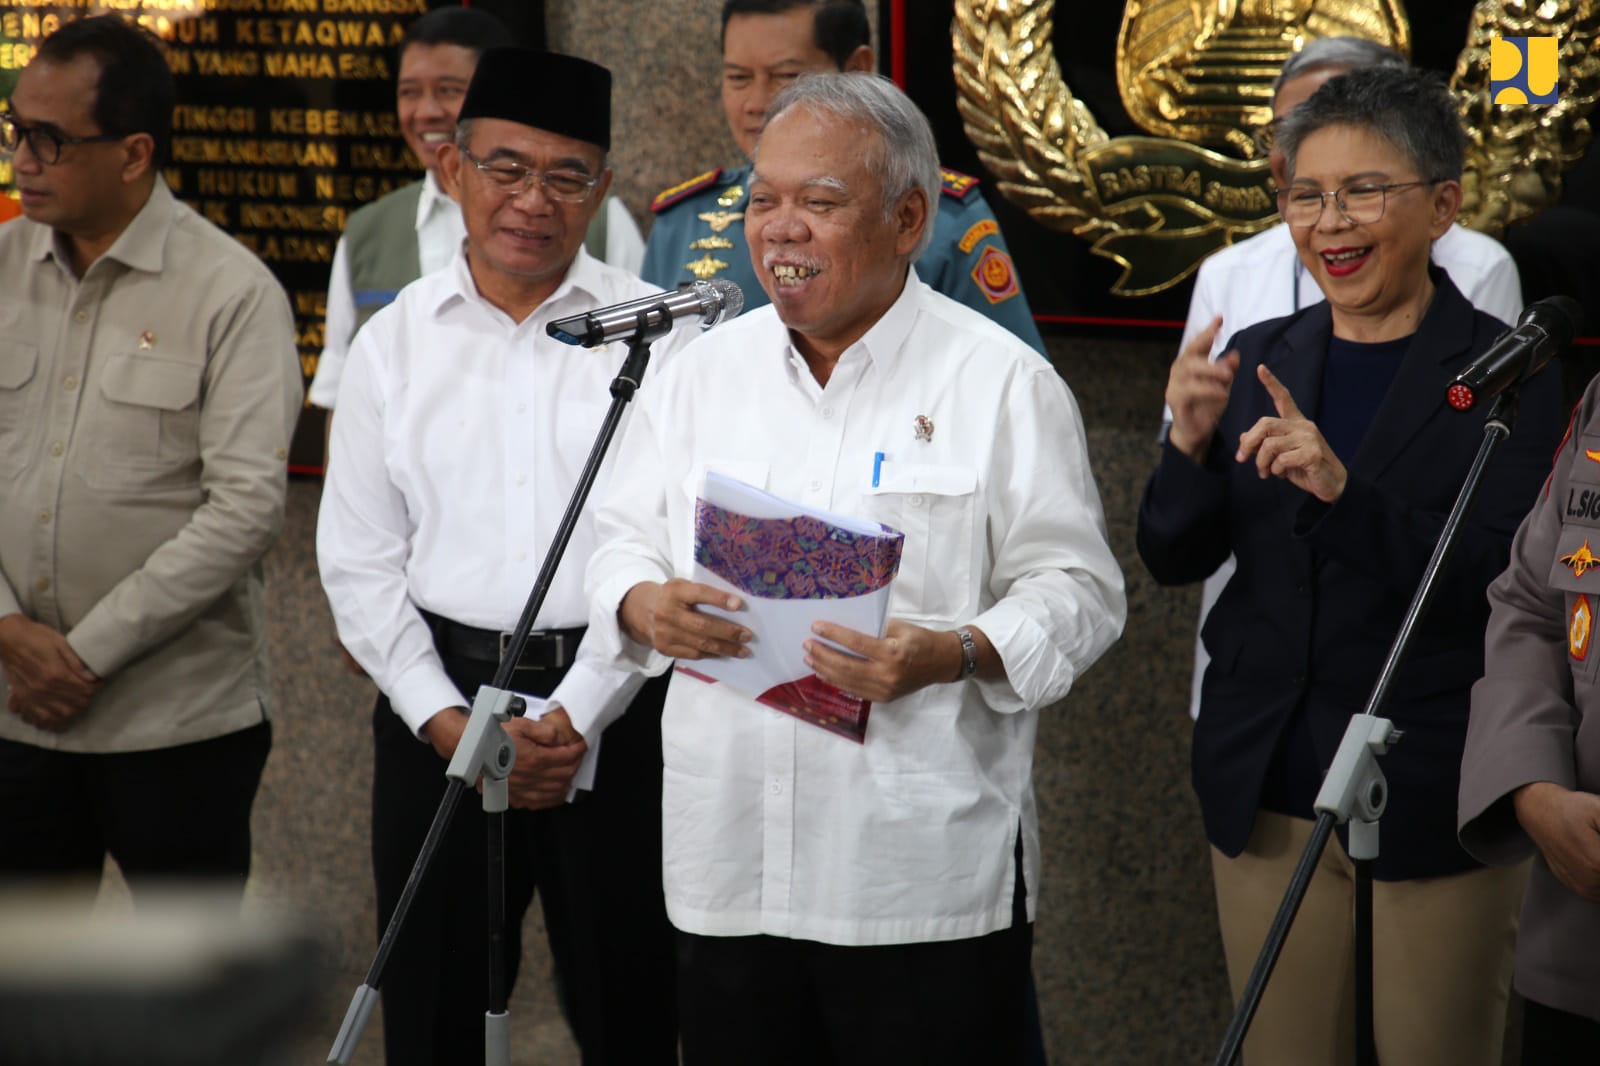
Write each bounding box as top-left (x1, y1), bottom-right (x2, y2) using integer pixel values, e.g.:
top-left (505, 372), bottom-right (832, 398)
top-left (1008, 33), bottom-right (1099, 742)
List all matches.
top-left (422, 610), bottom-right (585, 672)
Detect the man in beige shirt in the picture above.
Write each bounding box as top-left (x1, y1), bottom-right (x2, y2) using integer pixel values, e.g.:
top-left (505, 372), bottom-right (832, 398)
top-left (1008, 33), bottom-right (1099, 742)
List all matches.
top-left (0, 17), bottom-right (301, 895)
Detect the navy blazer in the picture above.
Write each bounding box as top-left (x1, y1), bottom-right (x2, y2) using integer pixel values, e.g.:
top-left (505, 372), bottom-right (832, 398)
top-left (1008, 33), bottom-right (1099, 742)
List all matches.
top-left (1138, 270), bottom-right (1564, 880)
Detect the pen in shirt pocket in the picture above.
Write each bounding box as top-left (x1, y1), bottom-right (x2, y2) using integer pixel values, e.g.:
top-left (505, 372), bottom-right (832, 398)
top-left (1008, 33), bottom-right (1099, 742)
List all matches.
top-left (872, 451), bottom-right (885, 488)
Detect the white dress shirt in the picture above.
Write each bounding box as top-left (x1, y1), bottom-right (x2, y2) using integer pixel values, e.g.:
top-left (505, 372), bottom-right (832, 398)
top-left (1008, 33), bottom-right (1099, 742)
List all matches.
top-left (1170, 220), bottom-right (1524, 719)
top-left (311, 171), bottom-right (462, 409)
top-left (317, 245), bottom-right (691, 759)
top-left (585, 272), bottom-right (1126, 946)
top-left (311, 179), bottom-right (646, 409)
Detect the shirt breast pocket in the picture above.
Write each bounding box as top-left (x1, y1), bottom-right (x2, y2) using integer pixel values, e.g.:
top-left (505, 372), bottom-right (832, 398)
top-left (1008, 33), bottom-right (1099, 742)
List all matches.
top-left (0, 340), bottom-right (39, 475)
top-left (87, 354), bottom-right (204, 489)
top-left (862, 461), bottom-right (978, 623)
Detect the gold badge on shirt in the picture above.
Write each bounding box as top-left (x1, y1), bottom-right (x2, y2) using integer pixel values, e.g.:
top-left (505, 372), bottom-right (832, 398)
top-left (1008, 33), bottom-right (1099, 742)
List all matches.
top-left (697, 210), bottom-right (744, 234)
top-left (1572, 593), bottom-right (1592, 661)
top-left (1561, 539), bottom-right (1600, 579)
top-left (139, 330), bottom-right (156, 350)
top-left (685, 253), bottom-right (729, 280)
top-left (717, 185), bottom-right (744, 208)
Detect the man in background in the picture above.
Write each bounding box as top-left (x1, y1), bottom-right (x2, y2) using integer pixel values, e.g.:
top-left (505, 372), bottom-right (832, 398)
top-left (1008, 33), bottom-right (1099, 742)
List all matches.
top-left (0, 17), bottom-right (301, 897)
top-left (642, 0), bottom-right (1047, 354)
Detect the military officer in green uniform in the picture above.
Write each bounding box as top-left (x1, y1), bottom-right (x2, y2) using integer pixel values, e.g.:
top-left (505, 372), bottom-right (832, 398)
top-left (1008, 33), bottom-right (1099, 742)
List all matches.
top-left (641, 0), bottom-right (1046, 355)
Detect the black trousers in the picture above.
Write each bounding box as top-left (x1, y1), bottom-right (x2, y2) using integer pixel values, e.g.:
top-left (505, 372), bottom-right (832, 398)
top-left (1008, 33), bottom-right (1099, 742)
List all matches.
top-left (371, 657), bottom-right (675, 1066)
top-left (1523, 997), bottom-right (1600, 1065)
top-left (0, 720), bottom-right (271, 899)
top-left (677, 833), bottom-right (1033, 1066)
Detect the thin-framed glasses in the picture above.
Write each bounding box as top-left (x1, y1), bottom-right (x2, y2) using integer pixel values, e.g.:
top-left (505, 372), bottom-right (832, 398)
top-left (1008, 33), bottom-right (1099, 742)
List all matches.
top-left (0, 110), bottom-right (125, 165)
top-left (1276, 180), bottom-right (1440, 227)
top-left (459, 146), bottom-right (600, 203)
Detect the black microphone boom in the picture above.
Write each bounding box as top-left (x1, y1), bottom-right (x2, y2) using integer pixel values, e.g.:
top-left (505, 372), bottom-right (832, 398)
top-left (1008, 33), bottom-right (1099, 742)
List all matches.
top-left (1447, 295), bottom-right (1583, 411)
top-left (546, 278), bottom-right (744, 348)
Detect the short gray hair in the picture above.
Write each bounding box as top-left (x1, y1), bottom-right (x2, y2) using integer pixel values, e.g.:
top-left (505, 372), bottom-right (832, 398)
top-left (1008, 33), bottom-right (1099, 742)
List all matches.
top-left (1277, 65), bottom-right (1465, 182)
top-left (759, 71), bottom-right (940, 259)
top-left (1274, 36), bottom-right (1406, 101)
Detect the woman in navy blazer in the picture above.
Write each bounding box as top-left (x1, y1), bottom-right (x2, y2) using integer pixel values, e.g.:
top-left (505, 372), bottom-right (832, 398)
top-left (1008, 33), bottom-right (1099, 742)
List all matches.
top-left (1137, 67), bottom-right (1564, 1064)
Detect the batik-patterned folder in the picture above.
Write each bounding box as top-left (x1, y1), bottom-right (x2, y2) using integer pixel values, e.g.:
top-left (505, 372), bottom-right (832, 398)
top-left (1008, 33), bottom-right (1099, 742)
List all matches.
top-left (677, 472), bottom-right (904, 742)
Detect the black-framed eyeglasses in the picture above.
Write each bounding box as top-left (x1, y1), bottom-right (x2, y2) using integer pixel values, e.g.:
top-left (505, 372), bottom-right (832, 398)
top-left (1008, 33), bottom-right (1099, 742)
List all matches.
top-left (0, 111), bottom-right (125, 166)
top-left (459, 146), bottom-right (600, 203)
top-left (1276, 179), bottom-right (1441, 227)
top-left (1252, 118), bottom-right (1282, 155)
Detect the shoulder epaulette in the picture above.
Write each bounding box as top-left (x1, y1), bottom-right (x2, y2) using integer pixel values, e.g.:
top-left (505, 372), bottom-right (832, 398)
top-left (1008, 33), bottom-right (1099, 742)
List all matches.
top-left (939, 167), bottom-right (980, 202)
top-left (652, 168), bottom-right (723, 214)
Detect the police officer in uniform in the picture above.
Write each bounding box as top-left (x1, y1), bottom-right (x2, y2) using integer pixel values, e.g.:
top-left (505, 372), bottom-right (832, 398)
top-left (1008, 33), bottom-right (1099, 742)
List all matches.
top-left (641, 0), bottom-right (1047, 355)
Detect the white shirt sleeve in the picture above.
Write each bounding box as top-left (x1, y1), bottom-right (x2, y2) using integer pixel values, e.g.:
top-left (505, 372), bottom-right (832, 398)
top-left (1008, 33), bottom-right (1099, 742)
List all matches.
top-left (969, 365), bottom-right (1127, 712)
top-left (309, 235), bottom-right (354, 410)
top-left (604, 197), bottom-right (647, 277)
top-left (1465, 250), bottom-right (1525, 326)
top-left (316, 314), bottom-right (465, 738)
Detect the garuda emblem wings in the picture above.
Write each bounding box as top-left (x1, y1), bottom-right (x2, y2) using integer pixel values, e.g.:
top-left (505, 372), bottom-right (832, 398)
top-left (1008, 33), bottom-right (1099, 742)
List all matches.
top-left (953, 0), bottom-right (1599, 295)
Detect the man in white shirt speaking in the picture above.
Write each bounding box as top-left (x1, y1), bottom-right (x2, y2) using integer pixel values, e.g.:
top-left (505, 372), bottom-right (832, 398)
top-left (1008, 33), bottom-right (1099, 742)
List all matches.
top-left (317, 49), bottom-right (684, 1066)
top-left (586, 72), bottom-right (1126, 1065)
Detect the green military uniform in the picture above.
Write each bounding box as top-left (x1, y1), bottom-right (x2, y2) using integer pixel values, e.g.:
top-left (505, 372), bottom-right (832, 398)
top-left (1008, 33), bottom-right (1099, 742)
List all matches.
top-left (641, 162), bottom-right (1046, 355)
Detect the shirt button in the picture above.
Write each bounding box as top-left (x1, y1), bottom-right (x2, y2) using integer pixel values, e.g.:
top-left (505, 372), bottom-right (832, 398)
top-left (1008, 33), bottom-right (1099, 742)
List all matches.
top-left (769, 781), bottom-right (782, 796)
top-left (515, 550), bottom-right (527, 562)
top-left (36, 509), bottom-right (51, 525)
top-left (909, 495), bottom-right (925, 508)
top-left (34, 577), bottom-right (49, 592)
top-left (516, 402), bottom-right (527, 414)
top-left (820, 406), bottom-right (834, 419)
top-left (73, 310), bottom-right (88, 324)
top-left (63, 375), bottom-right (80, 391)
top-left (49, 442), bottom-right (64, 457)
top-left (808, 479), bottom-right (821, 493)
top-left (515, 473), bottom-right (527, 486)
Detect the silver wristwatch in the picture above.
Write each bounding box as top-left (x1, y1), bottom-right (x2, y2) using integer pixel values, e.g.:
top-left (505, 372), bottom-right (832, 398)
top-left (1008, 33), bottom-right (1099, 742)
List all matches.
top-left (956, 627), bottom-right (978, 678)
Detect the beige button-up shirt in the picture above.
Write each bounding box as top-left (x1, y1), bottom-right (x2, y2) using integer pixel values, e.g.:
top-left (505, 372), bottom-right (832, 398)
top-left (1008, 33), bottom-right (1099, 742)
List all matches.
top-left (0, 179), bottom-right (302, 752)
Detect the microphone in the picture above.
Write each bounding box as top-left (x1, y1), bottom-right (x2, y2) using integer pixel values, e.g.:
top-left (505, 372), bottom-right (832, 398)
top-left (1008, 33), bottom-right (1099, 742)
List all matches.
top-left (546, 278), bottom-right (744, 347)
top-left (1447, 295), bottom-right (1583, 411)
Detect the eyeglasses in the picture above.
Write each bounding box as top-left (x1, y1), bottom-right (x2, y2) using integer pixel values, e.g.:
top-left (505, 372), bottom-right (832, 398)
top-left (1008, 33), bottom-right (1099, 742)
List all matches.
top-left (459, 146), bottom-right (600, 203)
top-left (1276, 180), bottom-right (1440, 227)
top-left (0, 111), bottom-right (126, 165)
top-left (1252, 118), bottom-right (1281, 155)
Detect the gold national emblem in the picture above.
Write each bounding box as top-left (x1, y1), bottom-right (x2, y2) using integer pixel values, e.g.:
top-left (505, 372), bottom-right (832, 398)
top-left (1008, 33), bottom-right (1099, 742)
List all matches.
top-left (697, 210), bottom-right (745, 234)
top-left (685, 253), bottom-right (729, 280)
top-left (1572, 593), bottom-right (1592, 662)
top-left (717, 185), bottom-right (745, 208)
top-left (1562, 539), bottom-right (1600, 579)
top-left (951, 0), bottom-right (1600, 295)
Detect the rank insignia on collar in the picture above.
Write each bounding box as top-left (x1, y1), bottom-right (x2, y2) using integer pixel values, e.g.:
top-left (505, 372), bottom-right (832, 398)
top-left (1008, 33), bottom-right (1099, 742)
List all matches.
top-left (1573, 594), bottom-right (1592, 661)
top-left (1561, 539), bottom-right (1600, 579)
top-left (697, 210), bottom-right (744, 234)
top-left (914, 415), bottom-right (934, 443)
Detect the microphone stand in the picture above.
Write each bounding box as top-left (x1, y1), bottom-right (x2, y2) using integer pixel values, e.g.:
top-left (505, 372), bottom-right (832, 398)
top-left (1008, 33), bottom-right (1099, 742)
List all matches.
top-left (1213, 388), bottom-right (1521, 1066)
top-left (328, 315), bottom-right (668, 1066)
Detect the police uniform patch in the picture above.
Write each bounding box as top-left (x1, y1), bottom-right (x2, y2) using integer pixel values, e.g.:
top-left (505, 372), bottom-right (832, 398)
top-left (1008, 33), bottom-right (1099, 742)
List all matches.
top-left (1586, 448), bottom-right (1600, 467)
top-left (970, 245), bottom-right (1019, 304)
top-left (652, 168), bottom-right (723, 213)
top-left (939, 167), bottom-right (979, 201)
top-left (1561, 538), bottom-right (1600, 579)
top-left (1573, 594), bottom-right (1592, 661)
top-left (958, 219), bottom-right (998, 254)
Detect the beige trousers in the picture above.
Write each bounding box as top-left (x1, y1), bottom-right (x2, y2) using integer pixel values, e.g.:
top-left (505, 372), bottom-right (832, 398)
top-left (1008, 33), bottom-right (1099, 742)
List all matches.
top-left (1210, 811), bottom-right (1528, 1066)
